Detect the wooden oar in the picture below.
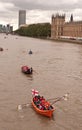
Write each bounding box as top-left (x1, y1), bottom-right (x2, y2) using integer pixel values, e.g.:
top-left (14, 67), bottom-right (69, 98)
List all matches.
top-left (47, 93), bottom-right (69, 102)
top-left (51, 93), bottom-right (69, 105)
top-left (17, 103), bottom-right (31, 110)
top-left (47, 97), bottom-right (60, 101)
top-left (33, 70), bottom-right (38, 74)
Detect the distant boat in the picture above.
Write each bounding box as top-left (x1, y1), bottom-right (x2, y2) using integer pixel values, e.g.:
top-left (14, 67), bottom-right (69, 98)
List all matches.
top-left (21, 66), bottom-right (33, 74)
top-left (0, 47), bottom-right (3, 51)
top-left (28, 50), bottom-right (33, 54)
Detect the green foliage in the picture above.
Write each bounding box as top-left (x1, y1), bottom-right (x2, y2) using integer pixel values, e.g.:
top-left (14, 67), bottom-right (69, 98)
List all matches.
top-left (15, 23), bottom-right (51, 38)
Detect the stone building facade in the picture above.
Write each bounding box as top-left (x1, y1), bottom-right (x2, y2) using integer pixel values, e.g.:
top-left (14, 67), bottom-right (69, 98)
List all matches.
top-left (51, 14), bottom-right (82, 39)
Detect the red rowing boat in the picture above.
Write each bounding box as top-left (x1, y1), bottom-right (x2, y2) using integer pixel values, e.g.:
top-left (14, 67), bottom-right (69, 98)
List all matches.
top-left (21, 66), bottom-right (33, 74)
top-left (31, 95), bottom-right (55, 117)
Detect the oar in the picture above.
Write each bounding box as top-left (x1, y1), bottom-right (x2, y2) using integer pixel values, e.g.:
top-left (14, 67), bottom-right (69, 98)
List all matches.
top-left (33, 70), bottom-right (38, 74)
top-left (47, 93), bottom-right (69, 101)
top-left (51, 93), bottom-right (69, 105)
top-left (17, 103), bottom-right (31, 110)
top-left (47, 97), bottom-right (60, 101)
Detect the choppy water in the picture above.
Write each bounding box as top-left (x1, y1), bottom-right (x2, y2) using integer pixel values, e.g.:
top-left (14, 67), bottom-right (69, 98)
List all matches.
top-left (0, 34), bottom-right (82, 130)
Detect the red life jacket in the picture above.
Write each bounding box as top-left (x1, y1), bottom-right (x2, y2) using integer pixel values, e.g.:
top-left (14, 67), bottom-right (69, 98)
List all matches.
top-left (41, 99), bottom-right (45, 106)
top-left (45, 101), bottom-right (50, 109)
top-left (40, 97), bottom-right (45, 101)
top-left (41, 100), bottom-right (50, 109)
top-left (33, 97), bottom-right (38, 102)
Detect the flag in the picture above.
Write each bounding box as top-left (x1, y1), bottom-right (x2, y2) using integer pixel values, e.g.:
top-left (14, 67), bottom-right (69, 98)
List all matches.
top-left (31, 89), bottom-right (39, 96)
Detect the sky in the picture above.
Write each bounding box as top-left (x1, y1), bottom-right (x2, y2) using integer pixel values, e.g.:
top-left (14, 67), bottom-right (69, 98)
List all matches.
top-left (0, 0), bottom-right (82, 30)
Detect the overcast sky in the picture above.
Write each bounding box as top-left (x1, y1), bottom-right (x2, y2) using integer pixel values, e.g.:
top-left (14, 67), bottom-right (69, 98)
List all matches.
top-left (0, 0), bottom-right (82, 30)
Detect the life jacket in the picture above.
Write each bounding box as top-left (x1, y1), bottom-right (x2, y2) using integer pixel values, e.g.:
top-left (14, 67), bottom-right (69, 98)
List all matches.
top-left (44, 101), bottom-right (50, 109)
top-left (41, 100), bottom-right (50, 109)
top-left (41, 99), bottom-right (46, 106)
top-left (40, 96), bottom-right (45, 101)
top-left (33, 96), bottom-right (38, 102)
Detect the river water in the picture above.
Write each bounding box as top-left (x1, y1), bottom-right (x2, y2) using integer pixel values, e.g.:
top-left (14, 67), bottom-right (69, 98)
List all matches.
top-left (0, 34), bottom-right (82, 130)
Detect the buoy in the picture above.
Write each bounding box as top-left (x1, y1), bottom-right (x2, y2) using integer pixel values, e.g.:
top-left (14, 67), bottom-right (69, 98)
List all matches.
top-left (0, 47), bottom-right (3, 51)
top-left (29, 50), bottom-right (33, 54)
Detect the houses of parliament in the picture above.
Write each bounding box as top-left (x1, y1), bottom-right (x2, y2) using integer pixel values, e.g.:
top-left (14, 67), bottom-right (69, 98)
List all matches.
top-left (51, 14), bottom-right (82, 39)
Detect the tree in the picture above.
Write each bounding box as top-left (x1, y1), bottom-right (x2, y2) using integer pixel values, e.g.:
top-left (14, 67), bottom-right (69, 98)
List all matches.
top-left (15, 23), bottom-right (51, 38)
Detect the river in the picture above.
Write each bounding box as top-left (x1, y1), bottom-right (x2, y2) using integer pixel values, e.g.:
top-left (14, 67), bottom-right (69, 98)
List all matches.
top-left (0, 34), bottom-right (82, 130)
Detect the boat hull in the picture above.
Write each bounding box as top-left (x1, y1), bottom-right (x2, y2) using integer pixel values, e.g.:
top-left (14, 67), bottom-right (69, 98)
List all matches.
top-left (21, 66), bottom-right (33, 74)
top-left (22, 70), bottom-right (32, 74)
top-left (32, 101), bottom-right (55, 117)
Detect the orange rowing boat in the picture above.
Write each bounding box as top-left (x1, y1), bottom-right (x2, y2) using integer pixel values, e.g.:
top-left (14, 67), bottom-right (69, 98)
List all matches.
top-left (31, 96), bottom-right (55, 117)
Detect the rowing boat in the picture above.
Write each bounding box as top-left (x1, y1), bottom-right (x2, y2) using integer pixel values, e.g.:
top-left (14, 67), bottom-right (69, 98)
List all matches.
top-left (31, 95), bottom-right (55, 117)
top-left (21, 66), bottom-right (33, 74)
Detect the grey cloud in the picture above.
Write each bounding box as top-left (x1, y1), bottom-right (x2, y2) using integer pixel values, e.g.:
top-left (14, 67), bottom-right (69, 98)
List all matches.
top-left (12, 1), bottom-right (82, 11)
top-left (0, 0), bottom-right (82, 30)
top-left (0, 0), bottom-right (82, 11)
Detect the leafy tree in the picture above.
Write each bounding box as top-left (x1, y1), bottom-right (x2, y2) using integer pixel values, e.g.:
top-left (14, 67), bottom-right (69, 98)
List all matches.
top-left (15, 23), bottom-right (51, 38)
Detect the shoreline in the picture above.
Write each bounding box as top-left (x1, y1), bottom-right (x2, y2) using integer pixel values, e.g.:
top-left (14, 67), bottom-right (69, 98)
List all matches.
top-left (48, 38), bottom-right (82, 44)
top-left (13, 33), bottom-right (82, 44)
